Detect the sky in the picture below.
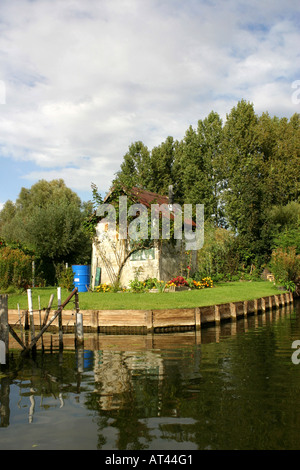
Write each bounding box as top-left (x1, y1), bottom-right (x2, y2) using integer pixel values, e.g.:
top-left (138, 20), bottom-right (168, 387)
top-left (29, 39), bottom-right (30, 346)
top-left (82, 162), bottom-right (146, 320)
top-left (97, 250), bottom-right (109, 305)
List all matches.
top-left (0, 0), bottom-right (299, 210)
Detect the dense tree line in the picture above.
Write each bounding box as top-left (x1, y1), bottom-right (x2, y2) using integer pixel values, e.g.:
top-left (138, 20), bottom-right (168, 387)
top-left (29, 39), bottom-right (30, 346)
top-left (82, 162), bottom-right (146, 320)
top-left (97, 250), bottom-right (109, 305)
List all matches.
top-left (114, 100), bottom-right (300, 278)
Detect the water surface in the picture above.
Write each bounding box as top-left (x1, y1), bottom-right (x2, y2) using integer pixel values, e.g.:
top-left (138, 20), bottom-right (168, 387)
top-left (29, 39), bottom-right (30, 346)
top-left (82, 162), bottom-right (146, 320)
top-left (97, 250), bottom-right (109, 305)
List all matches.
top-left (1, 300), bottom-right (300, 450)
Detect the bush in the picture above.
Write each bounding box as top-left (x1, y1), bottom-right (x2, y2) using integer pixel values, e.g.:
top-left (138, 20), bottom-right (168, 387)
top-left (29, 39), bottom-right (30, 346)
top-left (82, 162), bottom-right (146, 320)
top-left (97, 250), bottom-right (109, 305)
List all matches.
top-left (56, 264), bottom-right (75, 291)
top-left (196, 223), bottom-right (241, 279)
top-left (270, 246), bottom-right (300, 289)
top-left (0, 246), bottom-right (33, 290)
top-left (128, 279), bottom-right (147, 293)
top-left (143, 277), bottom-right (158, 289)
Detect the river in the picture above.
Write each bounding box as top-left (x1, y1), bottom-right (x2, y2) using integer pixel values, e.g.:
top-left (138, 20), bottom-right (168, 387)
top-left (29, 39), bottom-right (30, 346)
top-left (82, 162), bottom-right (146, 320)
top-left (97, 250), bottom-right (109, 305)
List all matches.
top-left (0, 299), bottom-right (300, 450)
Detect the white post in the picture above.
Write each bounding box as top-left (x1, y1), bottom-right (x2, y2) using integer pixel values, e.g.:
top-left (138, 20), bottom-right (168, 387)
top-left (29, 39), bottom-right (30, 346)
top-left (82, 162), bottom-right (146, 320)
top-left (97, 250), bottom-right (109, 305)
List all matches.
top-left (57, 287), bottom-right (63, 351)
top-left (75, 313), bottom-right (84, 346)
top-left (0, 294), bottom-right (8, 365)
top-left (27, 289), bottom-right (35, 338)
top-left (57, 287), bottom-right (61, 307)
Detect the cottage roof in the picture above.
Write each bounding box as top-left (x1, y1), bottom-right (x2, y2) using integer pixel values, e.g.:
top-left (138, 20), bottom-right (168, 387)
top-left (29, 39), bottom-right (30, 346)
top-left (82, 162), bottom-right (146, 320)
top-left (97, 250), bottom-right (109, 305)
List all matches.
top-left (104, 185), bottom-right (196, 227)
top-left (104, 186), bottom-right (168, 206)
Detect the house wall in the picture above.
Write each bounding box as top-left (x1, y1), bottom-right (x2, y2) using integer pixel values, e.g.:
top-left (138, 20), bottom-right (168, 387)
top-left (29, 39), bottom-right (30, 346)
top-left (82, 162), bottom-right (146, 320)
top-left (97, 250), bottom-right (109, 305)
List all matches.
top-left (121, 246), bottom-right (160, 286)
top-left (159, 240), bottom-right (197, 281)
top-left (91, 223), bottom-right (198, 289)
top-left (91, 223), bottom-right (160, 288)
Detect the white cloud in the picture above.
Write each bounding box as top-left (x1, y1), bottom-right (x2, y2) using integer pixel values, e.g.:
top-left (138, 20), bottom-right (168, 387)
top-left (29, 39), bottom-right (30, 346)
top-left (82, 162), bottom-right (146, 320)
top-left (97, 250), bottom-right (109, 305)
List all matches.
top-left (0, 0), bottom-right (299, 198)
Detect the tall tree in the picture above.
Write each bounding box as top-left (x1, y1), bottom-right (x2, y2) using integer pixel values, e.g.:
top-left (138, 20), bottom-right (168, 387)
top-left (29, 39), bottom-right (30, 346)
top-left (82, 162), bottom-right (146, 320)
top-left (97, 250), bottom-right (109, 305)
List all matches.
top-left (113, 141), bottom-right (152, 189)
top-left (197, 111), bottom-right (224, 226)
top-left (221, 100), bottom-right (266, 262)
top-left (173, 125), bottom-right (210, 213)
top-left (256, 112), bottom-right (300, 207)
top-left (148, 136), bottom-right (175, 195)
top-left (0, 179), bottom-right (91, 283)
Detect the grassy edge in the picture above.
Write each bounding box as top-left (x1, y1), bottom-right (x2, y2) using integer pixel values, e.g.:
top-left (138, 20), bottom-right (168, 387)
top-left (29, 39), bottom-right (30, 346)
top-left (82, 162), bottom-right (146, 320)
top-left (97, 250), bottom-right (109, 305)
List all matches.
top-left (4, 281), bottom-right (288, 311)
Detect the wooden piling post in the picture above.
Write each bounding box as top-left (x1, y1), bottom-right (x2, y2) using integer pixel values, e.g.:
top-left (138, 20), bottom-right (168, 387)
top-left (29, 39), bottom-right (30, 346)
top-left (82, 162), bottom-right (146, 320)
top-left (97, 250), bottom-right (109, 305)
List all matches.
top-left (194, 307), bottom-right (201, 343)
top-left (27, 289), bottom-right (35, 338)
top-left (269, 297), bottom-right (273, 311)
top-left (75, 313), bottom-right (84, 347)
top-left (42, 294), bottom-right (54, 327)
top-left (24, 310), bottom-right (29, 330)
top-left (57, 287), bottom-right (63, 351)
top-left (230, 303), bottom-right (237, 321)
top-left (0, 294), bottom-right (9, 365)
top-left (195, 307), bottom-right (201, 329)
top-left (24, 288), bottom-right (78, 354)
top-left (214, 305), bottom-right (220, 325)
top-left (18, 303), bottom-right (24, 343)
top-left (74, 290), bottom-right (84, 347)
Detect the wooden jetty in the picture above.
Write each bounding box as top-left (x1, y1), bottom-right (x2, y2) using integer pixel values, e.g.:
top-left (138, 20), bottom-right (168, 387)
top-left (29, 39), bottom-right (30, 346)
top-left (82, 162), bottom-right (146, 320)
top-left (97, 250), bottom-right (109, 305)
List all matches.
top-left (1, 287), bottom-right (84, 358)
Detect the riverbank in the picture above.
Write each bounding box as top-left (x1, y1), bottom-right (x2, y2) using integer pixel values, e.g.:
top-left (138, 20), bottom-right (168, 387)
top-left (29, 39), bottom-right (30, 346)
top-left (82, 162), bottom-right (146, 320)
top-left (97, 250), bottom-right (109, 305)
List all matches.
top-left (5, 280), bottom-right (287, 311)
top-left (7, 284), bottom-right (293, 334)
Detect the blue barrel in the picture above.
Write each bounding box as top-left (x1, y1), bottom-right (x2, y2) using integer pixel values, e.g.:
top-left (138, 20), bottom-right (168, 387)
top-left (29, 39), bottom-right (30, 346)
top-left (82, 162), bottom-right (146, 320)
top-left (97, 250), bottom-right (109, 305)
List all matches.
top-left (72, 265), bottom-right (91, 292)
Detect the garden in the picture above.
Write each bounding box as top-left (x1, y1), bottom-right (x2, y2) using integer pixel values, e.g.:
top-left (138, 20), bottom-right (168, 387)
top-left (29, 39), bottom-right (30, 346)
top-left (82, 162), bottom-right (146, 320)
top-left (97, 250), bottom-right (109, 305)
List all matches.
top-left (95, 274), bottom-right (214, 294)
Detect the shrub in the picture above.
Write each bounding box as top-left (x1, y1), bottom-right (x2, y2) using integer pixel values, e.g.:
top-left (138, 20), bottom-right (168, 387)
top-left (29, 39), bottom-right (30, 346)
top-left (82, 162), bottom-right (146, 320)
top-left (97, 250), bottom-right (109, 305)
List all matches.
top-left (0, 246), bottom-right (33, 290)
top-left (270, 247), bottom-right (300, 289)
top-left (128, 279), bottom-right (147, 293)
top-left (143, 277), bottom-right (158, 289)
top-left (56, 265), bottom-right (75, 291)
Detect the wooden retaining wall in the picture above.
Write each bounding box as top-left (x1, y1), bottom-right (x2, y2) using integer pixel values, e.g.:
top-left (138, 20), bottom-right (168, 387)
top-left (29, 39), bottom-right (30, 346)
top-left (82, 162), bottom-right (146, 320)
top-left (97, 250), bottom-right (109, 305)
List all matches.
top-left (7, 291), bottom-right (294, 334)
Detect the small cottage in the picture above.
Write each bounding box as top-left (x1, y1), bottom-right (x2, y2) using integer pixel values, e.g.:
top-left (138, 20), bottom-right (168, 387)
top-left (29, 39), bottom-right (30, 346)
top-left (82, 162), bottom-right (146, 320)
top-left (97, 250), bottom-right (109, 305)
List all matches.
top-left (91, 186), bottom-right (198, 289)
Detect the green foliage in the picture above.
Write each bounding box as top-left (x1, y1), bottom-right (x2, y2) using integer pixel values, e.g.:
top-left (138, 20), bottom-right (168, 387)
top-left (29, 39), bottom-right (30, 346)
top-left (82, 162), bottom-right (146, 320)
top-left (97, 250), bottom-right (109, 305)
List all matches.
top-left (0, 246), bottom-right (33, 290)
top-left (267, 201), bottom-right (300, 255)
top-left (270, 247), bottom-right (300, 288)
top-left (154, 280), bottom-right (166, 292)
top-left (82, 182), bottom-right (104, 238)
top-left (56, 264), bottom-right (75, 291)
top-left (143, 277), bottom-right (158, 289)
top-left (128, 279), bottom-right (148, 293)
top-left (0, 179), bottom-right (92, 285)
top-left (112, 101), bottom-right (299, 278)
top-left (196, 222), bottom-right (240, 279)
top-left (114, 141), bottom-right (152, 189)
top-left (273, 227), bottom-right (300, 254)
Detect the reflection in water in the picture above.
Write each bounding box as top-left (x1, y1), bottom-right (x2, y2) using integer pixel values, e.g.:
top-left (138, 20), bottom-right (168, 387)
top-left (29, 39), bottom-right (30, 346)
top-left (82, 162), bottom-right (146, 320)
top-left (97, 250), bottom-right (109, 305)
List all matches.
top-left (0, 300), bottom-right (300, 450)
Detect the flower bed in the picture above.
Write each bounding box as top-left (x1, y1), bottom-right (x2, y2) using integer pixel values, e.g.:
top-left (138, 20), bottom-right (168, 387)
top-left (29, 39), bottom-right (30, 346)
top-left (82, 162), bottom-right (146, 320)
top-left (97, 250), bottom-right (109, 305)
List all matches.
top-left (94, 275), bottom-right (213, 293)
top-left (166, 276), bottom-right (213, 290)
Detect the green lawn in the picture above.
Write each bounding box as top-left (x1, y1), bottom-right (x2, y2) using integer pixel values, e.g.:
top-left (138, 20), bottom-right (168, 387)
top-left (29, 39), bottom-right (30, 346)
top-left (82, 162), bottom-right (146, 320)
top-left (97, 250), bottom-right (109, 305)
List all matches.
top-left (5, 281), bottom-right (287, 311)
